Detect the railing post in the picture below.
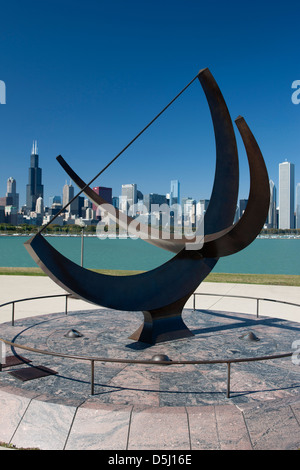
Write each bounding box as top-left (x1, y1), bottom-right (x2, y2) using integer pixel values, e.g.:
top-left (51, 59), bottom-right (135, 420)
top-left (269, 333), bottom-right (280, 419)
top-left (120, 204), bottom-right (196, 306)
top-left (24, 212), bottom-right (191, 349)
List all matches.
top-left (12, 302), bottom-right (15, 326)
top-left (226, 362), bottom-right (231, 398)
top-left (65, 295), bottom-right (68, 315)
top-left (0, 340), bottom-right (4, 371)
top-left (91, 360), bottom-right (95, 395)
top-left (193, 294), bottom-right (196, 310)
top-left (256, 298), bottom-right (259, 318)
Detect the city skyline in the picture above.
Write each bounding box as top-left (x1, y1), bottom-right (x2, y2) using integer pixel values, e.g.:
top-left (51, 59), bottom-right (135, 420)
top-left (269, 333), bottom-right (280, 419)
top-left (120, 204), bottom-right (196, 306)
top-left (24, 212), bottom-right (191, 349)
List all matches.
top-left (2, 141), bottom-right (299, 209)
top-left (0, 140), bottom-right (299, 231)
top-left (1, 140), bottom-right (300, 212)
top-left (0, 2), bottom-right (300, 209)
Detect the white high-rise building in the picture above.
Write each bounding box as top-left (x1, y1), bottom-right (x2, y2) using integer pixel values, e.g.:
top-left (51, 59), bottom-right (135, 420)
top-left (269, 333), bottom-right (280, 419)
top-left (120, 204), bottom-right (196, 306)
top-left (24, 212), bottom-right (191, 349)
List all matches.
top-left (35, 196), bottom-right (44, 214)
top-left (63, 181), bottom-right (74, 207)
top-left (121, 184), bottom-right (137, 216)
top-left (279, 161), bottom-right (295, 229)
top-left (296, 183), bottom-right (300, 229)
top-left (63, 181), bottom-right (79, 215)
top-left (6, 177), bottom-right (19, 210)
top-left (170, 180), bottom-right (181, 224)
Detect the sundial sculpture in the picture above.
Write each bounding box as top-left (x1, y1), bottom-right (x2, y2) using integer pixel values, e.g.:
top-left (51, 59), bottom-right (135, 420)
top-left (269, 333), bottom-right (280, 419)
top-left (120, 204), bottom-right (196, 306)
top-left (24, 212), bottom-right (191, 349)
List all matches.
top-left (25, 68), bottom-right (270, 344)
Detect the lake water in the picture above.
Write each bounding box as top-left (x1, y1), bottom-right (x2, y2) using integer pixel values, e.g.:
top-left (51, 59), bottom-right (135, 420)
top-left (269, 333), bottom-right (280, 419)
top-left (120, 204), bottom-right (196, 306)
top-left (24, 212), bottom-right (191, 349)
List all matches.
top-left (0, 235), bottom-right (299, 275)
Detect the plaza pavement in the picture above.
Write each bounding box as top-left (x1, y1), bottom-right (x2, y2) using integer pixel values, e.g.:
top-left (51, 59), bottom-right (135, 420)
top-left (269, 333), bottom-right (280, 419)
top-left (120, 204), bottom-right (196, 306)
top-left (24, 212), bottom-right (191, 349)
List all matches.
top-left (0, 275), bottom-right (300, 450)
top-left (1, 275), bottom-right (300, 324)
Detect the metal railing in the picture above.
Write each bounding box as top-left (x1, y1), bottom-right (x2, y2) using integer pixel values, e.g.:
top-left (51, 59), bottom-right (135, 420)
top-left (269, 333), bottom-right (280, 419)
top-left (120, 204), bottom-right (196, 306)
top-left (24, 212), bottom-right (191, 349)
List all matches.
top-left (0, 293), bottom-right (70, 326)
top-left (192, 291), bottom-right (300, 318)
top-left (0, 291), bottom-right (299, 398)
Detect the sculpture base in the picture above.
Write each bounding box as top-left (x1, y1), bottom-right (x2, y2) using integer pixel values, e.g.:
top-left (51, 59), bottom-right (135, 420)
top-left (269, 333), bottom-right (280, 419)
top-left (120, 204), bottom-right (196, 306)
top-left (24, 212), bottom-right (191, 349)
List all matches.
top-left (129, 302), bottom-right (194, 344)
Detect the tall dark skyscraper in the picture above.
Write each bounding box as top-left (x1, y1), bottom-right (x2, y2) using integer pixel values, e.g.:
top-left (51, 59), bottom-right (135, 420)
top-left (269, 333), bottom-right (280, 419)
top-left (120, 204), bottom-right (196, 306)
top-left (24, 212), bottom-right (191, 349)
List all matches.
top-left (92, 186), bottom-right (113, 219)
top-left (92, 187), bottom-right (113, 210)
top-left (26, 140), bottom-right (44, 212)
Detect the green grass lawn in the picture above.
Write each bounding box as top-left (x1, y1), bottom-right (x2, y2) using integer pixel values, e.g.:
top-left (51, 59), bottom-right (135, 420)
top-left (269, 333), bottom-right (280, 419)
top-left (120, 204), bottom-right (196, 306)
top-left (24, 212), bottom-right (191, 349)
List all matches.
top-left (0, 267), bottom-right (300, 286)
top-left (205, 272), bottom-right (300, 286)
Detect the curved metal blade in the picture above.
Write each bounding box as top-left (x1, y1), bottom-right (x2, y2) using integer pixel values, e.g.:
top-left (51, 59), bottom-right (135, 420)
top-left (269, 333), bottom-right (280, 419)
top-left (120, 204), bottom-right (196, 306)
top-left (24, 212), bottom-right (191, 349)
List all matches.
top-left (24, 233), bottom-right (217, 311)
top-left (199, 116), bottom-right (270, 258)
top-left (198, 68), bottom-right (239, 234)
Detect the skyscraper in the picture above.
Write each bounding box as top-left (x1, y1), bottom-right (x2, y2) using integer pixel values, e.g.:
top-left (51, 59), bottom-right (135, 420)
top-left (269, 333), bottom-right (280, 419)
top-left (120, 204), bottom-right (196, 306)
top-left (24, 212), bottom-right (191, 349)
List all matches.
top-left (112, 196), bottom-right (119, 209)
top-left (170, 180), bottom-right (180, 206)
top-left (182, 197), bottom-right (196, 226)
top-left (63, 181), bottom-right (79, 215)
top-left (92, 187), bottom-right (112, 211)
top-left (279, 161), bottom-right (295, 229)
top-left (62, 181), bottom-right (74, 207)
top-left (268, 180), bottom-right (277, 228)
top-left (49, 195), bottom-right (61, 206)
top-left (296, 183), bottom-right (300, 229)
top-left (170, 180), bottom-right (180, 224)
top-left (144, 193), bottom-right (168, 213)
top-left (198, 199), bottom-right (210, 215)
top-left (239, 199), bottom-right (248, 219)
top-left (91, 186), bottom-right (112, 219)
top-left (6, 177), bottom-right (19, 210)
top-left (26, 140), bottom-right (44, 212)
top-left (35, 196), bottom-right (44, 214)
top-left (121, 184), bottom-right (137, 215)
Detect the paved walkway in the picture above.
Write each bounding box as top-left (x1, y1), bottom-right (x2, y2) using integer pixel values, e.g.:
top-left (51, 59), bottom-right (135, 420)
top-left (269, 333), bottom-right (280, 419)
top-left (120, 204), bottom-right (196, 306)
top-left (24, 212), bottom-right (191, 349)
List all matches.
top-left (0, 276), bottom-right (300, 450)
top-left (1, 387), bottom-right (300, 450)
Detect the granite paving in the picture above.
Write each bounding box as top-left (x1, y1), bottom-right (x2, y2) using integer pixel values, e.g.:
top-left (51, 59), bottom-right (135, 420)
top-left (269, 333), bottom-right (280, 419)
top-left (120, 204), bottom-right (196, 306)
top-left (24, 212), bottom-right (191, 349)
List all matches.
top-left (0, 306), bottom-right (300, 450)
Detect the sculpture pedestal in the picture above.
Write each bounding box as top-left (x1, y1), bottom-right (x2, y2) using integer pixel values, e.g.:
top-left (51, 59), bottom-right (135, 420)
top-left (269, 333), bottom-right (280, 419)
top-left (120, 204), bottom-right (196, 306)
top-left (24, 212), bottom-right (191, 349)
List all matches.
top-left (129, 300), bottom-right (194, 344)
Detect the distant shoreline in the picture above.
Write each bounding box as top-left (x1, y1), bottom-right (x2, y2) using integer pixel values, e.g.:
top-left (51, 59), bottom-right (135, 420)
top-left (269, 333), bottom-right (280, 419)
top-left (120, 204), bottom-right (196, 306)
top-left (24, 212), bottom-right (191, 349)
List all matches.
top-left (0, 233), bottom-right (300, 239)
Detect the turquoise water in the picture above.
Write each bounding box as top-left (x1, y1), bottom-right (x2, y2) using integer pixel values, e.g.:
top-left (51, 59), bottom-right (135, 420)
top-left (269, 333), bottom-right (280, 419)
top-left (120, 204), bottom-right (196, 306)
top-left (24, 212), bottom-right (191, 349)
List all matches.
top-left (0, 235), bottom-right (299, 275)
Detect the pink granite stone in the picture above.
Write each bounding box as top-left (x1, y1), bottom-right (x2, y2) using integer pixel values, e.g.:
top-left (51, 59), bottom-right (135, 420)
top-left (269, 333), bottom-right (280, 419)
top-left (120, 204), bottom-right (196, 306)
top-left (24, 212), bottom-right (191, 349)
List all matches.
top-left (0, 389), bottom-right (32, 443)
top-left (239, 401), bottom-right (300, 450)
top-left (214, 404), bottom-right (252, 450)
top-left (127, 406), bottom-right (190, 450)
top-left (65, 404), bottom-right (132, 450)
top-left (186, 405), bottom-right (220, 450)
top-left (11, 399), bottom-right (77, 450)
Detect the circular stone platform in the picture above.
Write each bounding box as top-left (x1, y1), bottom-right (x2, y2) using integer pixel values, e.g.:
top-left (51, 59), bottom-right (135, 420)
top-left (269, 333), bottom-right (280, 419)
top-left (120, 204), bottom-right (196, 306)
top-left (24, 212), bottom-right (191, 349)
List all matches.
top-left (1, 307), bottom-right (300, 407)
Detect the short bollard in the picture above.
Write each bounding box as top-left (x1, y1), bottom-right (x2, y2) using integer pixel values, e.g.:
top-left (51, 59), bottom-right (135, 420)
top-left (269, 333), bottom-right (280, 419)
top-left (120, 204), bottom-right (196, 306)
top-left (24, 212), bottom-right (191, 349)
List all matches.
top-left (91, 360), bottom-right (95, 395)
top-left (226, 362), bottom-right (231, 398)
top-left (12, 302), bottom-right (15, 326)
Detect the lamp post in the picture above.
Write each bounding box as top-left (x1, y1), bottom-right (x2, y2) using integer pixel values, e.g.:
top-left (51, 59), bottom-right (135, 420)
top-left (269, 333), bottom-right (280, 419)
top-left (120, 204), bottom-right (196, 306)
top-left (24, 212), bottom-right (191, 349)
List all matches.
top-left (79, 221), bottom-right (85, 267)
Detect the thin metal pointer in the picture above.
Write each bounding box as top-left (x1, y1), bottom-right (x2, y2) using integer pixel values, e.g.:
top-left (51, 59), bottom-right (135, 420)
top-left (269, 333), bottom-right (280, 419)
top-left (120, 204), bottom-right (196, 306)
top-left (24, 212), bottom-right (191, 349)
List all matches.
top-left (37, 72), bottom-right (201, 234)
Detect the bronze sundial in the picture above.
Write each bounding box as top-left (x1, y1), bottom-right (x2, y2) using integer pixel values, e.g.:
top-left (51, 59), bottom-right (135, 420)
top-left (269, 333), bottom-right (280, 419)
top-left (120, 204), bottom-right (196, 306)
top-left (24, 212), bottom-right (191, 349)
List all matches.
top-left (25, 68), bottom-right (270, 344)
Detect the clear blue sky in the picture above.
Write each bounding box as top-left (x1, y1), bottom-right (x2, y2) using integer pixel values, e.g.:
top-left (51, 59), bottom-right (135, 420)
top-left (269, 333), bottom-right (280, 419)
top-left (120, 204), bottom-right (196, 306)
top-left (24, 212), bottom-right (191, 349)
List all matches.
top-left (1, 0), bottom-right (300, 207)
